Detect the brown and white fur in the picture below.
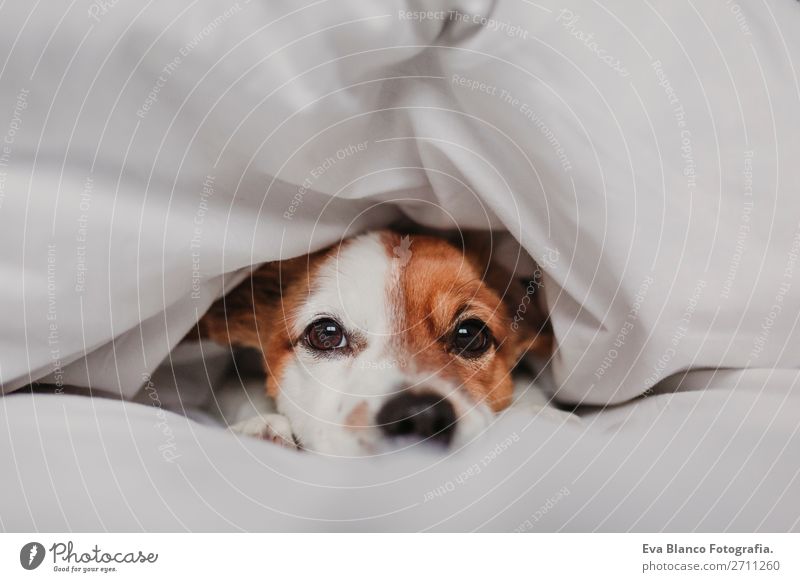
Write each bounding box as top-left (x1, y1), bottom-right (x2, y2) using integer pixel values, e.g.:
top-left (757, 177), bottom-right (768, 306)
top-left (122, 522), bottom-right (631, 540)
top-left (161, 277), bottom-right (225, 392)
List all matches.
top-left (198, 230), bottom-right (553, 455)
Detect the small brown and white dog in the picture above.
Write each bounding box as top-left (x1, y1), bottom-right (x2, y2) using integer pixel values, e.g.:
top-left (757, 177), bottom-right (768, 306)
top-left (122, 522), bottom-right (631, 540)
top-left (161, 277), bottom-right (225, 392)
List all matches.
top-left (198, 230), bottom-right (553, 455)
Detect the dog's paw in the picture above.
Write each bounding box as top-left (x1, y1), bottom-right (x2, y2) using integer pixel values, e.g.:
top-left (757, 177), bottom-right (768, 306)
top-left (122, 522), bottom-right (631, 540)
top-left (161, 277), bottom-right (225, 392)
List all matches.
top-left (230, 414), bottom-right (297, 449)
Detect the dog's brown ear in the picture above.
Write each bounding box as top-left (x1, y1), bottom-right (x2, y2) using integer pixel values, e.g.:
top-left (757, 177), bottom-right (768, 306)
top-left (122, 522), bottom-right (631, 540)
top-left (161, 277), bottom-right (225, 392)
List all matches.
top-left (459, 231), bottom-right (553, 362)
top-left (505, 274), bottom-right (553, 362)
top-left (198, 264), bottom-right (280, 350)
top-left (197, 253), bottom-right (318, 352)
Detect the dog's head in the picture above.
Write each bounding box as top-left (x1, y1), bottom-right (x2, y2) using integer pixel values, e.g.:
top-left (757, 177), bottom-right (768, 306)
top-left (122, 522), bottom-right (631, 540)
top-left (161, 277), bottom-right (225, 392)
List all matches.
top-left (201, 230), bottom-right (550, 455)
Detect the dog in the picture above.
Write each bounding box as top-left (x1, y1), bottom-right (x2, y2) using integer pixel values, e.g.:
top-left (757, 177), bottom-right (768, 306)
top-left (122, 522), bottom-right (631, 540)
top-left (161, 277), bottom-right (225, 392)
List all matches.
top-left (197, 230), bottom-right (553, 455)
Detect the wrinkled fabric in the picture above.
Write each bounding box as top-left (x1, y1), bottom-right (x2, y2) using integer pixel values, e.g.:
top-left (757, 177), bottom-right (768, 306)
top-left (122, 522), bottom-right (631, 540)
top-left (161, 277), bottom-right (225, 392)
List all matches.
top-left (1, 0), bottom-right (799, 407)
top-left (2, 382), bottom-right (799, 531)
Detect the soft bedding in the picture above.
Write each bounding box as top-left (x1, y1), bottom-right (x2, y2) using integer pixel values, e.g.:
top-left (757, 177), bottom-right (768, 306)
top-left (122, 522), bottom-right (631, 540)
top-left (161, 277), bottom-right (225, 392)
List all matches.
top-left (2, 371), bottom-right (799, 531)
top-left (1, 0), bottom-right (799, 530)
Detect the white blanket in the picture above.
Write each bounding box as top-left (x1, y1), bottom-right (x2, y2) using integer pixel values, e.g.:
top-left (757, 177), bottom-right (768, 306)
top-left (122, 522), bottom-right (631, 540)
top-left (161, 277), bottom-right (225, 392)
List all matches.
top-left (1, 0), bottom-right (799, 530)
top-left (2, 375), bottom-right (799, 531)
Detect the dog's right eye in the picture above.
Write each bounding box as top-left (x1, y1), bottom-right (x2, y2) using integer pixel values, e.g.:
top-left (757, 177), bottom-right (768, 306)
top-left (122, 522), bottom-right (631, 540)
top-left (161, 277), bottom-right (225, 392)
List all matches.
top-left (305, 318), bottom-right (347, 351)
top-left (451, 318), bottom-right (493, 357)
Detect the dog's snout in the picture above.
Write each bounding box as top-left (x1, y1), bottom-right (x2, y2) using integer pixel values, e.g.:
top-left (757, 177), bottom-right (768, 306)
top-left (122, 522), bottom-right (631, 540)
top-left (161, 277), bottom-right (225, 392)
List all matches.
top-left (377, 392), bottom-right (456, 445)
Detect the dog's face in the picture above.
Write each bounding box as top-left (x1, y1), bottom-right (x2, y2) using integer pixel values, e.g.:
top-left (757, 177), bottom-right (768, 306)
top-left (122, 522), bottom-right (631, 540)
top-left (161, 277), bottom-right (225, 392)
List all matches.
top-left (202, 231), bottom-right (550, 455)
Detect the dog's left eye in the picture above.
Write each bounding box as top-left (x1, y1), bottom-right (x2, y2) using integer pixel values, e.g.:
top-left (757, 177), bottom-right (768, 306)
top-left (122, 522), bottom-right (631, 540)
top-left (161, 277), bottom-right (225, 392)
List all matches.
top-left (305, 318), bottom-right (347, 351)
top-left (451, 318), bottom-right (493, 357)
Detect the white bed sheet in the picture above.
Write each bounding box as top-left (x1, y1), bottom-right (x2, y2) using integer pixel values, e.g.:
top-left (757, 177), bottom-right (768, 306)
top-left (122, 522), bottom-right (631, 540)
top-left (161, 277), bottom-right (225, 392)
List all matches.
top-left (2, 366), bottom-right (798, 532)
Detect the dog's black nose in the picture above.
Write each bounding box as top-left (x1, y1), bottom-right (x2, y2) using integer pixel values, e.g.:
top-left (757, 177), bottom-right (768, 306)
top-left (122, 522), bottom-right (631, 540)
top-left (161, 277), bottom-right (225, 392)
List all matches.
top-left (376, 392), bottom-right (457, 445)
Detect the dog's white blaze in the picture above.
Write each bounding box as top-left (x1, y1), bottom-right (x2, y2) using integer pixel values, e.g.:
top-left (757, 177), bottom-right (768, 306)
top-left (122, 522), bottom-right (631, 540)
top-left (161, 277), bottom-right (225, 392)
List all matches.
top-left (278, 233), bottom-right (405, 455)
